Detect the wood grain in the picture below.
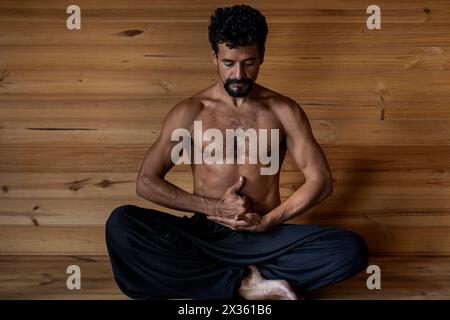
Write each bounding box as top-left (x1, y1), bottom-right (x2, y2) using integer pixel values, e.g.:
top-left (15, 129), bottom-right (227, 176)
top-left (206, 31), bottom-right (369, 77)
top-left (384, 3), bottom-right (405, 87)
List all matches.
top-left (1, 0), bottom-right (450, 300)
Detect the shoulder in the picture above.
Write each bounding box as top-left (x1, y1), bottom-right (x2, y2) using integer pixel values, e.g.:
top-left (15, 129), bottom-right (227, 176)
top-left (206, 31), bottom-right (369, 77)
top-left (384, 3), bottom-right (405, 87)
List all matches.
top-left (160, 97), bottom-right (205, 133)
top-left (165, 96), bottom-right (205, 121)
top-left (169, 96), bottom-right (204, 115)
top-left (259, 90), bottom-right (309, 127)
top-left (265, 95), bottom-right (313, 141)
top-left (254, 84), bottom-right (304, 114)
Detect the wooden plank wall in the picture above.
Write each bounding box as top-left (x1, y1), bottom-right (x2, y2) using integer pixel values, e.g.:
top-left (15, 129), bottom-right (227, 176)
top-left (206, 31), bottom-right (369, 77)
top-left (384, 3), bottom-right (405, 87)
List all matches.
top-left (1, 0), bottom-right (449, 257)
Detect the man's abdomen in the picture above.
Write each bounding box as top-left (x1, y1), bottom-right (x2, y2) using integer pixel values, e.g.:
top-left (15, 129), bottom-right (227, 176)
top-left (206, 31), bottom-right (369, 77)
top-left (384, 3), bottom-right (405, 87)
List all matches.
top-left (192, 163), bottom-right (281, 214)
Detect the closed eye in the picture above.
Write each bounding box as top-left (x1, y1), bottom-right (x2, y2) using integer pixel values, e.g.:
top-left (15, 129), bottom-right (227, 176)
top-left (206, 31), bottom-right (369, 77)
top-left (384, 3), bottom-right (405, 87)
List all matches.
top-left (224, 62), bottom-right (255, 67)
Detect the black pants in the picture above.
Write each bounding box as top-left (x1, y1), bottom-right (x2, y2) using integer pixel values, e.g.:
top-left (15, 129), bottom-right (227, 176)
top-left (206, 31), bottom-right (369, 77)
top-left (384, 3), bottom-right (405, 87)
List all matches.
top-left (105, 205), bottom-right (369, 300)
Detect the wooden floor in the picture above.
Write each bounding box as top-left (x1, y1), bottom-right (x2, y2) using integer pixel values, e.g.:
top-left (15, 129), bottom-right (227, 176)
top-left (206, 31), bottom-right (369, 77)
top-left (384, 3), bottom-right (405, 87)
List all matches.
top-left (0, 255), bottom-right (449, 300)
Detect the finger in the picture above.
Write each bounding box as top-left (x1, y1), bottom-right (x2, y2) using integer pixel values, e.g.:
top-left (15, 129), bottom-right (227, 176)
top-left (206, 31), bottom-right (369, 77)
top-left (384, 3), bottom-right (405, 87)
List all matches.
top-left (235, 213), bottom-right (252, 223)
top-left (229, 176), bottom-right (245, 194)
top-left (210, 215), bottom-right (246, 225)
top-left (208, 215), bottom-right (235, 225)
top-left (237, 213), bottom-right (261, 224)
top-left (236, 225), bottom-right (256, 232)
top-left (208, 215), bottom-right (235, 223)
top-left (233, 219), bottom-right (254, 227)
top-left (208, 215), bottom-right (252, 228)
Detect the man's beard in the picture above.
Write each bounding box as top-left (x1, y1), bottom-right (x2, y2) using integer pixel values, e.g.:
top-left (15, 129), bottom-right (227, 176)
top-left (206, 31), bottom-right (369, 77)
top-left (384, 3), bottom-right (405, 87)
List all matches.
top-left (223, 78), bottom-right (254, 97)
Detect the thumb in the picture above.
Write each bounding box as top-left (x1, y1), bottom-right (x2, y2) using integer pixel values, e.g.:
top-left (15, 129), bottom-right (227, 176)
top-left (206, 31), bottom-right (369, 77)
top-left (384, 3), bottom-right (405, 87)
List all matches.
top-left (229, 176), bottom-right (245, 194)
top-left (235, 213), bottom-right (251, 222)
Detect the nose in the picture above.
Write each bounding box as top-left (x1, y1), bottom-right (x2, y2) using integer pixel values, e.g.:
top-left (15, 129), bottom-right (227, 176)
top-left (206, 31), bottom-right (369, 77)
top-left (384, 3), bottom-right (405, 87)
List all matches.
top-left (235, 63), bottom-right (245, 80)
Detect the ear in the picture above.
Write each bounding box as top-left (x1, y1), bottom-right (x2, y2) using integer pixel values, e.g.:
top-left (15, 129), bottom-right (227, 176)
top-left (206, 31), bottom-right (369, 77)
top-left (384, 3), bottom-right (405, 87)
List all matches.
top-left (212, 50), bottom-right (218, 66)
top-left (259, 51), bottom-right (265, 65)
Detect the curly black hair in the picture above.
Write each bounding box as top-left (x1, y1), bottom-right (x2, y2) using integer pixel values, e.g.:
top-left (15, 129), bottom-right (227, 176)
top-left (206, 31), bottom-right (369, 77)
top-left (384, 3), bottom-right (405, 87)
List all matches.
top-left (208, 4), bottom-right (268, 58)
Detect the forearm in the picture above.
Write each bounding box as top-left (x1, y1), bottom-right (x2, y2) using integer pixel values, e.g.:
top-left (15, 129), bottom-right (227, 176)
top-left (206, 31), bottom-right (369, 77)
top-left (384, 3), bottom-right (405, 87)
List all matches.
top-left (264, 179), bottom-right (333, 226)
top-left (136, 176), bottom-right (218, 215)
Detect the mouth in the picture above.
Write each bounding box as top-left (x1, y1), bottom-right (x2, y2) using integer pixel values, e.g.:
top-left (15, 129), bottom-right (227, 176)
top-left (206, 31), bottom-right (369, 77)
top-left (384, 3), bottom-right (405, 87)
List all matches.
top-left (224, 79), bottom-right (253, 97)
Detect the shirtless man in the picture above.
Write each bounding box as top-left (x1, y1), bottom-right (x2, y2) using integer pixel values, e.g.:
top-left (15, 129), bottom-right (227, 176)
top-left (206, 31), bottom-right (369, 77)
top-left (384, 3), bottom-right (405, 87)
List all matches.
top-left (105, 4), bottom-right (369, 300)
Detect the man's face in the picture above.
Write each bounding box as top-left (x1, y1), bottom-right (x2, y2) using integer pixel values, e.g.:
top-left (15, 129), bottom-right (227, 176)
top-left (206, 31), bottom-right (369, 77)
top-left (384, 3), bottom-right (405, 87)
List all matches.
top-left (213, 43), bottom-right (263, 97)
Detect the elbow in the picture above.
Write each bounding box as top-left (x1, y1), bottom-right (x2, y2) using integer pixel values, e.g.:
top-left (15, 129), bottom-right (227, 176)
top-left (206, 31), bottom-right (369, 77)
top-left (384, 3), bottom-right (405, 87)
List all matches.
top-left (327, 182), bottom-right (334, 197)
top-left (136, 175), bottom-right (155, 198)
top-left (324, 178), bottom-right (334, 197)
top-left (311, 176), bottom-right (334, 198)
top-left (136, 178), bottom-right (144, 197)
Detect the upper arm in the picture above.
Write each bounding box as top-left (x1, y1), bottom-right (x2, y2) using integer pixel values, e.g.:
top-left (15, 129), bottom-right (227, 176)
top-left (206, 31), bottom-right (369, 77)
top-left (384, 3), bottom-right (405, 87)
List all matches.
top-left (280, 99), bottom-right (334, 187)
top-left (136, 99), bottom-right (200, 184)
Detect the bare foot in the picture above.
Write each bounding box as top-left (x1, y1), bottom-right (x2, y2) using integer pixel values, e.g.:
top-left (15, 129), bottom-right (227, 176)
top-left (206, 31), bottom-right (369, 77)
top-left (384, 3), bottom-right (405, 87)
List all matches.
top-left (238, 265), bottom-right (300, 300)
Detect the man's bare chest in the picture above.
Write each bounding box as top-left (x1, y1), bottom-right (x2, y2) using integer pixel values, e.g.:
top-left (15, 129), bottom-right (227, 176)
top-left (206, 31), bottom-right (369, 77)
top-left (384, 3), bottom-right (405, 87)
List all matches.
top-left (169, 106), bottom-right (283, 175)
top-left (194, 106), bottom-right (283, 134)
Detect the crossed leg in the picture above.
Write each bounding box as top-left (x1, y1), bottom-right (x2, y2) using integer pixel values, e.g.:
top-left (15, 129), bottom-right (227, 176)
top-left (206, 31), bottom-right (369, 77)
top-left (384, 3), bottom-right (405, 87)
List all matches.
top-left (105, 205), bottom-right (369, 300)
